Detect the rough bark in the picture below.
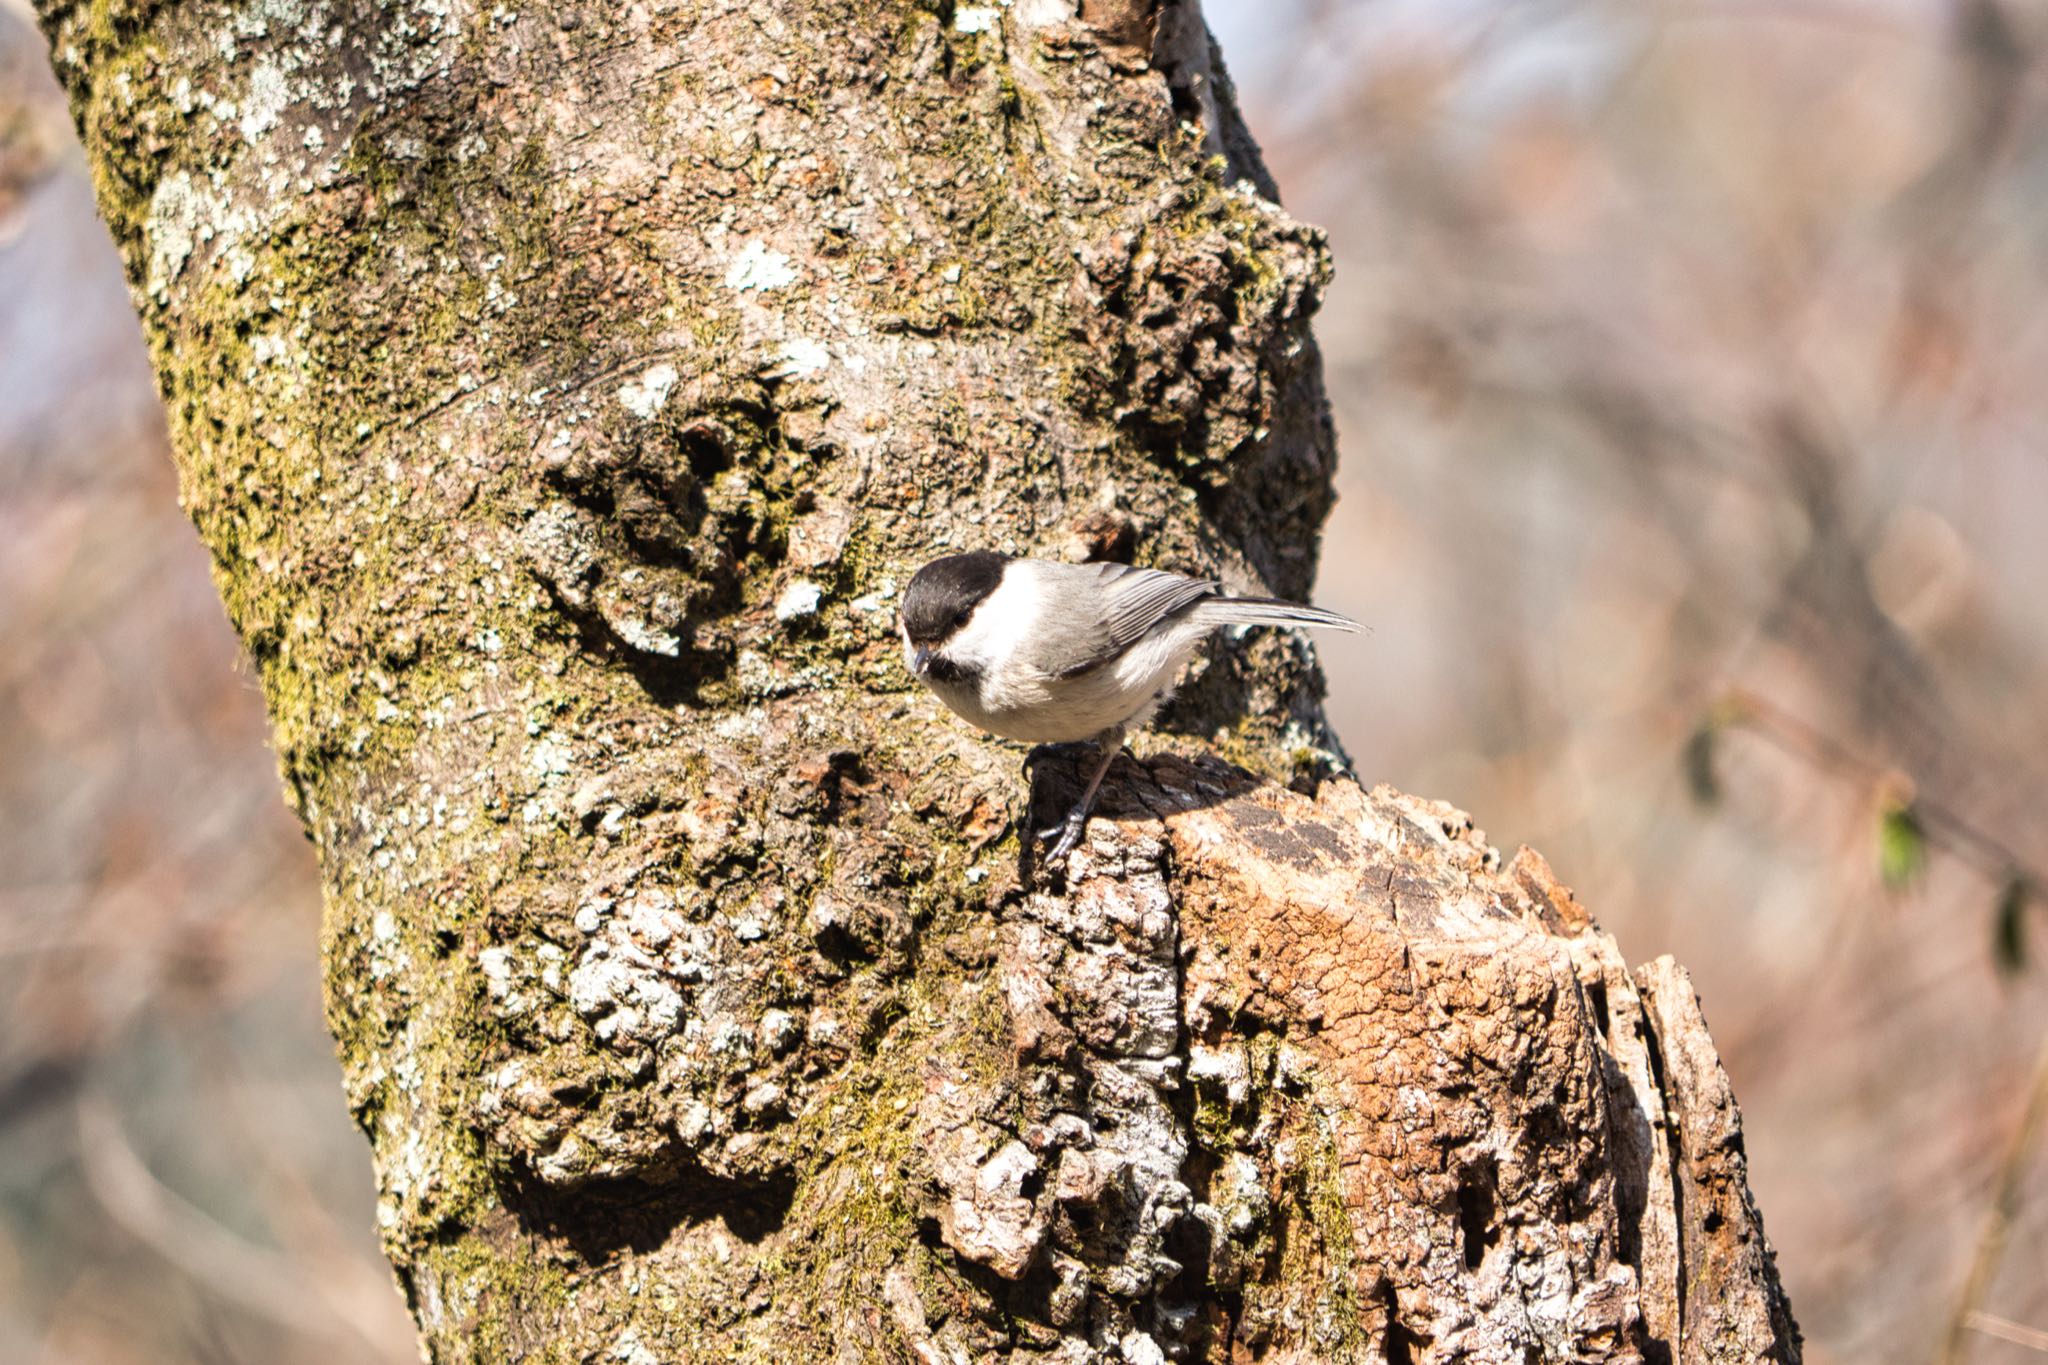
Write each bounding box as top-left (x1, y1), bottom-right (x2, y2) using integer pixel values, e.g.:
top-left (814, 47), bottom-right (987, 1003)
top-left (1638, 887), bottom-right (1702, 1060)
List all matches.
top-left (35, 0), bottom-right (1798, 1360)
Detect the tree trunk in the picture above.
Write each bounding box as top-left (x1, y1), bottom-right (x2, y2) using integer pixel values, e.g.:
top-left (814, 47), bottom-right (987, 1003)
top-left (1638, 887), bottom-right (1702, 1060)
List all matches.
top-left (35, 0), bottom-right (1799, 1360)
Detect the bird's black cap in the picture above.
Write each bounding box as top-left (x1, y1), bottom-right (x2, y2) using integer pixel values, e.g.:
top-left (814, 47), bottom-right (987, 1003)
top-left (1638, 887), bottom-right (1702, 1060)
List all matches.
top-left (901, 551), bottom-right (1009, 645)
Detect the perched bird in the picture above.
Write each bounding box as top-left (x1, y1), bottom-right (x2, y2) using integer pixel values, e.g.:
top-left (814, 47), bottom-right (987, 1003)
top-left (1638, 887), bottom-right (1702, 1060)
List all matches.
top-left (899, 551), bottom-right (1360, 863)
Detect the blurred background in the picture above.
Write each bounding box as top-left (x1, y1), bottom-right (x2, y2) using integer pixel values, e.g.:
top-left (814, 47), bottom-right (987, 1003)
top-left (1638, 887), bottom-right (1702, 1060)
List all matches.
top-left (3, 0), bottom-right (2045, 1361)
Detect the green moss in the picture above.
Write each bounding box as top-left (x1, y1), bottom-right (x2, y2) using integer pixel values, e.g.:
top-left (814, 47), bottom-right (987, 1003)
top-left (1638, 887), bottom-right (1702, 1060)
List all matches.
top-left (1269, 1102), bottom-right (1374, 1356)
top-left (420, 1232), bottom-right (581, 1364)
top-left (739, 877), bottom-right (1015, 1352)
top-left (1192, 1088), bottom-right (1236, 1153)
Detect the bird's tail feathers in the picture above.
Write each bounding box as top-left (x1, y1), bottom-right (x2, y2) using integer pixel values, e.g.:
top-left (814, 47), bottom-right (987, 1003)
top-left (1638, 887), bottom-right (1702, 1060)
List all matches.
top-left (1191, 595), bottom-right (1363, 633)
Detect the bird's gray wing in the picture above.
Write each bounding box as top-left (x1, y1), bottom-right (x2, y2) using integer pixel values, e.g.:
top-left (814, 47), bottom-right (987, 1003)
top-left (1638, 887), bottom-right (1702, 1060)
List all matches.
top-left (1031, 561), bottom-right (1221, 680)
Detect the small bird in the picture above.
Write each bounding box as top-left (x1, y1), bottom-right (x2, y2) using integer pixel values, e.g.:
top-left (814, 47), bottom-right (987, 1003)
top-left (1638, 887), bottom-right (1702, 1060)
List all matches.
top-left (899, 551), bottom-right (1361, 864)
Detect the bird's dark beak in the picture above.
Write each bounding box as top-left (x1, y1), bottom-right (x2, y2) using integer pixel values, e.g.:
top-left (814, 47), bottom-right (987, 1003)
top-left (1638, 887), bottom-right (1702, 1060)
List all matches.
top-left (911, 646), bottom-right (932, 677)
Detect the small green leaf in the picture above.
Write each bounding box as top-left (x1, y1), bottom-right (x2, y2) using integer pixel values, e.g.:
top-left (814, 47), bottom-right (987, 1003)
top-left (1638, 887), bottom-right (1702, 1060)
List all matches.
top-left (1994, 878), bottom-right (2029, 975)
top-left (1682, 695), bottom-right (1753, 808)
top-left (1682, 724), bottom-right (1720, 807)
top-left (1878, 801), bottom-right (1928, 889)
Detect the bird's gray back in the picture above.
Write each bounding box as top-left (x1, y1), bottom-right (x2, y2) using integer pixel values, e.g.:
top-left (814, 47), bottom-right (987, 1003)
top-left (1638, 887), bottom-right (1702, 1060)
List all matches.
top-left (1011, 560), bottom-right (1220, 681)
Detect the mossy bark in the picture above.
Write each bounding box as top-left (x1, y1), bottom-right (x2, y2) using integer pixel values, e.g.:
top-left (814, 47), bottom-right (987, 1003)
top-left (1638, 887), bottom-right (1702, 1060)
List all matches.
top-left (36, 0), bottom-right (1800, 1360)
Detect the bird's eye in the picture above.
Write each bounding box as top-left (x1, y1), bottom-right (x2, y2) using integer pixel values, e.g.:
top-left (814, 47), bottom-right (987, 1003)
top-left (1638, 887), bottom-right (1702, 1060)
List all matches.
top-left (953, 608), bottom-right (973, 629)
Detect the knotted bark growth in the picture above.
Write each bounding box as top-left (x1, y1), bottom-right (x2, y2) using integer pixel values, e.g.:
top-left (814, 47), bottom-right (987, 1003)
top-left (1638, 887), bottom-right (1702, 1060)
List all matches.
top-left (36, 0), bottom-right (1797, 1359)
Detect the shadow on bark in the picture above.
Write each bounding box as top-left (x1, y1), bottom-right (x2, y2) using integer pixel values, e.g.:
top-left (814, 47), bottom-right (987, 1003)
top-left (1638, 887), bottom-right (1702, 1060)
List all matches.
top-left (494, 1160), bottom-right (797, 1263)
top-left (1021, 749), bottom-right (1263, 885)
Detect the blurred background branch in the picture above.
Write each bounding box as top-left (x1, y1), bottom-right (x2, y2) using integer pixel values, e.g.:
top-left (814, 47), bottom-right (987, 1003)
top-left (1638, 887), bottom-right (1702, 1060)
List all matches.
top-left (1943, 1035), bottom-right (2048, 1365)
top-left (75, 1095), bottom-right (413, 1357)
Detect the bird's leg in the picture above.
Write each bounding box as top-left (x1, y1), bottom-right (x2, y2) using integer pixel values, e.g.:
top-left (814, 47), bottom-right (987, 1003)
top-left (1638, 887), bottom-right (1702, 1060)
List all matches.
top-left (1022, 740), bottom-right (1093, 776)
top-left (1039, 724), bottom-right (1125, 866)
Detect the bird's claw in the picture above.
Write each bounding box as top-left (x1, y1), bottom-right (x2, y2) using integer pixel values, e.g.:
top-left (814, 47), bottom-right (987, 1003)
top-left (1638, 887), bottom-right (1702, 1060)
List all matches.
top-left (1037, 811), bottom-right (1090, 867)
top-left (1030, 729), bottom-right (1122, 869)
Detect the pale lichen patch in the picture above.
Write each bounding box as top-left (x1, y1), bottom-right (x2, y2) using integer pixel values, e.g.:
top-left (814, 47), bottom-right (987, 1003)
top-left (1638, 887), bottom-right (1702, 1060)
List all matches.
top-left (143, 172), bottom-right (203, 302)
top-left (773, 580), bottom-right (822, 622)
top-left (238, 59), bottom-right (291, 141)
top-left (723, 239), bottom-right (798, 291)
top-left (616, 362), bottom-right (680, 418)
top-left (769, 337), bottom-right (830, 377)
